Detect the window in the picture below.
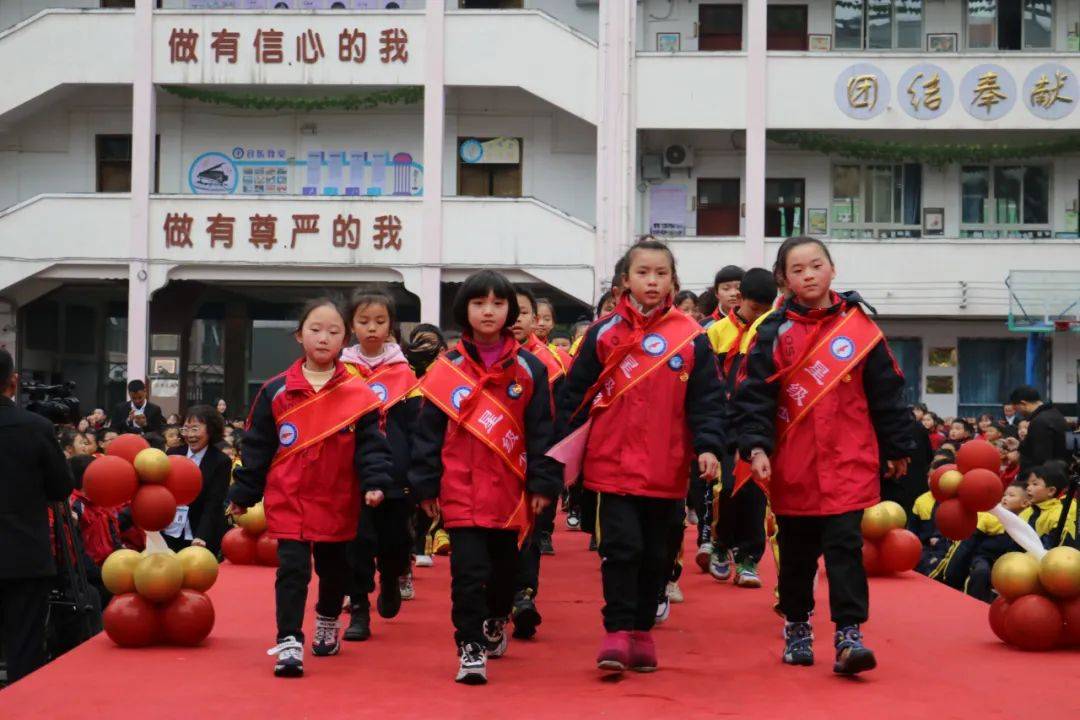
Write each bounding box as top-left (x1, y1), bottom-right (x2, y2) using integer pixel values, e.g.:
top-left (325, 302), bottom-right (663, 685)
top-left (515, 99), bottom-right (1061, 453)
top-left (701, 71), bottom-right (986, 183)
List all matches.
top-left (835, 1), bottom-right (923, 50)
top-left (767, 5), bottom-right (807, 51)
top-left (457, 137), bottom-right (523, 198)
top-left (699, 4), bottom-right (743, 51)
top-left (696, 178), bottom-right (740, 236)
top-left (186, 318), bottom-right (225, 408)
top-left (966, 0), bottom-right (1053, 50)
top-left (960, 165), bottom-right (1050, 237)
top-left (831, 164), bottom-right (922, 238)
top-left (95, 134), bottom-right (160, 193)
top-left (889, 338), bottom-right (923, 405)
top-left (958, 338), bottom-right (1046, 417)
top-left (765, 178), bottom-right (804, 237)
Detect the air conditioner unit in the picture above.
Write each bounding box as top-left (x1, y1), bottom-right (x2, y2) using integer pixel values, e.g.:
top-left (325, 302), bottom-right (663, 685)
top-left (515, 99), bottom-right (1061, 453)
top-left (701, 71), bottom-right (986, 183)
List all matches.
top-left (663, 144), bottom-right (694, 169)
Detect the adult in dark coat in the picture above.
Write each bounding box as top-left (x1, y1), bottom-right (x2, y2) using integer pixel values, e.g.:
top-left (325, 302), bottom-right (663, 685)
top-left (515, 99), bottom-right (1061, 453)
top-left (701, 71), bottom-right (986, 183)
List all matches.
top-left (1010, 385), bottom-right (1068, 478)
top-left (163, 405), bottom-right (230, 556)
top-left (109, 379), bottom-right (165, 436)
top-left (0, 350), bottom-right (73, 683)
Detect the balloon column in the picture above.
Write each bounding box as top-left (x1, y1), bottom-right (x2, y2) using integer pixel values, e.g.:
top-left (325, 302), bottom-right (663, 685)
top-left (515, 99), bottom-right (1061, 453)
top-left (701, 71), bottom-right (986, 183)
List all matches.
top-left (931, 439), bottom-right (1005, 541)
top-left (989, 546), bottom-right (1080, 651)
top-left (84, 434), bottom-right (216, 647)
top-left (221, 501), bottom-right (279, 567)
top-left (861, 501), bottom-right (921, 576)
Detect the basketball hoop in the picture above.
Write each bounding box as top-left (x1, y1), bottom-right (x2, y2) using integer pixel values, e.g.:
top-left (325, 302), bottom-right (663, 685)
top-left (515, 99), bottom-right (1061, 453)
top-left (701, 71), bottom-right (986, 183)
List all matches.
top-left (1006, 270), bottom-right (1080, 333)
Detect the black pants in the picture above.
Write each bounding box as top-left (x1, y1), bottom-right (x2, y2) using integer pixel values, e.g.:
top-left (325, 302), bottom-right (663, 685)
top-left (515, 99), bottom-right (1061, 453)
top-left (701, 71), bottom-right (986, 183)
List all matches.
top-left (275, 540), bottom-right (350, 643)
top-left (162, 533), bottom-right (192, 554)
top-left (0, 577), bottom-right (52, 683)
top-left (597, 493), bottom-right (683, 632)
top-left (967, 557), bottom-right (994, 603)
top-left (348, 498), bottom-right (413, 609)
top-left (776, 511), bottom-right (868, 628)
top-left (516, 503), bottom-right (555, 597)
top-left (448, 528), bottom-right (519, 646)
top-left (713, 479), bottom-right (767, 564)
top-left (662, 504), bottom-right (686, 592)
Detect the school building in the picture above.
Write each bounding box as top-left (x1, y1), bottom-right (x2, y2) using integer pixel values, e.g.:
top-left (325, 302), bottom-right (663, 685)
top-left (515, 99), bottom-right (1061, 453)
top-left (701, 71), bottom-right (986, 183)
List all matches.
top-left (1, 0), bottom-right (1078, 419)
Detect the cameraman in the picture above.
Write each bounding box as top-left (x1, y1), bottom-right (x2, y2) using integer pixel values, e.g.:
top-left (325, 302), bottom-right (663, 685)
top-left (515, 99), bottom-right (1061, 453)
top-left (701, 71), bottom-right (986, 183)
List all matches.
top-left (0, 349), bottom-right (73, 683)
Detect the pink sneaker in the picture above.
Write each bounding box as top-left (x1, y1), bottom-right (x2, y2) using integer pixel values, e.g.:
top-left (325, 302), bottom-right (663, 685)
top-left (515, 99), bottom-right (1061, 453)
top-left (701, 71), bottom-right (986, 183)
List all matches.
top-left (629, 631), bottom-right (658, 673)
top-left (596, 631), bottom-right (632, 672)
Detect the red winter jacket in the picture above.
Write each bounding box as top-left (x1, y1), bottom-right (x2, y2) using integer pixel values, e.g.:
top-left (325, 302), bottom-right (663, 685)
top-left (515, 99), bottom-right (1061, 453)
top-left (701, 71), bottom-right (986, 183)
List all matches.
top-left (734, 292), bottom-right (917, 516)
top-left (557, 296), bottom-right (727, 500)
top-left (229, 359), bottom-right (393, 542)
top-left (409, 334), bottom-right (562, 531)
top-left (71, 490), bottom-right (120, 565)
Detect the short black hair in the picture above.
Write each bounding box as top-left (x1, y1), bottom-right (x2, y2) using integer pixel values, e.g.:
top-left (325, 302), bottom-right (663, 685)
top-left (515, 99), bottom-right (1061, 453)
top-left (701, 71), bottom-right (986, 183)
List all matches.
top-left (143, 432), bottom-right (166, 451)
top-left (58, 428), bottom-right (79, 451)
top-left (951, 418), bottom-right (975, 435)
top-left (621, 238), bottom-right (677, 282)
top-left (595, 290), bottom-right (613, 317)
top-left (346, 290), bottom-right (400, 345)
top-left (773, 236), bottom-right (834, 286)
top-left (127, 379), bottom-right (146, 393)
top-left (295, 297), bottom-right (346, 335)
top-left (409, 323), bottom-right (447, 349)
top-left (550, 330), bottom-right (571, 342)
top-left (536, 297), bottom-right (555, 317)
top-left (69, 454), bottom-right (94, 491)
top-left (185, 404), bottom-right (225, 446)
top-left (930, 457), bottom-right (953, 471)
top-left (739, 268), bottom-right (777, 305)
top-left (451, 270), bottom-right (520, 332)
top-left (697, 291), bottom-right (719, 317)
top-left (1009, 385), bottom-right (1042, 404)
top-left (515, 285), bottom-right (539, 316)
top-left (611, 256), bottom-right (628, 291)
top-left (713, 265), bottom-right (744, 288)
top-left (674, 290), bottom-right (697, 307)
top-left (1033, 461), bottom-right (1068, 495)
top-left (0, 349), bottom-right (12, 388)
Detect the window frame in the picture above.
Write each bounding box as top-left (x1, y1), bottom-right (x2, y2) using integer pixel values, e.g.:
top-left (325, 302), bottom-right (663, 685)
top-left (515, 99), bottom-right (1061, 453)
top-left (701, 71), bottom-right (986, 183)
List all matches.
top-left (964, 0), bottom-right (1056, 51)
top-left (959, 163), bottom-right (1052, 238)
top-left (829, 162), bottom-right (923, 239)
top-left (833, 0), bottom-right (924, 51)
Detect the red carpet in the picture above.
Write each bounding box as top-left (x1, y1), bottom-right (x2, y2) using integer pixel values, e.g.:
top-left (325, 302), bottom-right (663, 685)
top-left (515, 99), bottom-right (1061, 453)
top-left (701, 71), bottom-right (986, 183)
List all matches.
top-left (3, 523), bottom-right (1077, 719)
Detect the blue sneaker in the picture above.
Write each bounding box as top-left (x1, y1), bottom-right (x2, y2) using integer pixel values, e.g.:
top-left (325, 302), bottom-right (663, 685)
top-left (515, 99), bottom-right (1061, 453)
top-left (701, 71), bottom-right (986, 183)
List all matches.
top-left (709, 549), bottom-right (733, 582)
top-left (833, 625), bottom-right (876, 675)
top-left (782, 622), bottom-right (814, 666)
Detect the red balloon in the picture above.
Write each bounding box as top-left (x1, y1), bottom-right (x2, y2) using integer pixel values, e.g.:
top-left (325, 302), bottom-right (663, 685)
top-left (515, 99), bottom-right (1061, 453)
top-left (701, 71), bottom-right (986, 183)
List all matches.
top-left (1004, 594), bottom-right (1064, 651)
top-left (83, 455), bottom-right (139, 508)
top-left (256, 534), bottom-right (280, 566)
top-left (958, 468), bottom-right (1004, 513)
top-left (929, 464), bottom-right (958, 502)
top-left (164, 455), bottom-right (203, 506)
top-left (878, 528), bottom-right (922, 574)
top-left (1060, 596), bottom-right (1080, 647)
top-left (957, 439), bottom-right (1001, 474)
top-left (989, 596), bottom-right (1010, 642)
top-left (221, 527), bottom-right (259, 565)
top-left (161, 589), bottom-right (215, 646)
top-left (935, 498), bottom-right (979, 541)
top-left (103, 593), bottom-right (161, 647)
top-left (106, 433), bottom-right (151, 466)
top-left (131, 485), bottom-right (178, 532)
top-left (862, 540), bottom-right (883, 576)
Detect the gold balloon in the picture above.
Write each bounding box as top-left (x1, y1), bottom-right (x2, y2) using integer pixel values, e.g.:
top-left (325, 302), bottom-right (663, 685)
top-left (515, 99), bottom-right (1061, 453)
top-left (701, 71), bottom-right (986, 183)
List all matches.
top-left (1039, 546), bottom-right (1080, 599)
top-left (133, 552), bottom-right (184, 603)
top-left (938, 470), bottom-right (963, 497)
top-left (237, 501), bottom-right (267, 536)
top-left (177, 545), bottom-right (220, 592)
top-left (879, 501), bottom-right (907, 531)
top-left (133, 448), bottom-right (172, 484)
top-left (861, 503), bottom-right (893, 540)
top-left (991, 551), bottom-right (1042, 600)
top-left (101, 549), bottom-right (142, 595)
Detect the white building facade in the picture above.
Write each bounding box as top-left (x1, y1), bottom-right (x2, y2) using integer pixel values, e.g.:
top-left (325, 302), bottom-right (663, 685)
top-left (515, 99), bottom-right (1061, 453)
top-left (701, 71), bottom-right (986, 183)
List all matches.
top-left (0, 0), bottom-right (1078, 419)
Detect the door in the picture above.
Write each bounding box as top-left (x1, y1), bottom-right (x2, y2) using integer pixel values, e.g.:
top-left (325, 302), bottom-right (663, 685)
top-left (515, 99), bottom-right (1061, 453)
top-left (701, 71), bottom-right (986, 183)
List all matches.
top-left (96, 135), bottom-right (160, 192)
top-left (765, 178), bottom-right (805, 237)
top-left (767, 4), bottom-right (808, 50)
top-left (698, 4), bottom-right (742, 51)
top-left (457, 137), bottom-right (523, 198)
top-left (696, 178), bottom-right (740, 236)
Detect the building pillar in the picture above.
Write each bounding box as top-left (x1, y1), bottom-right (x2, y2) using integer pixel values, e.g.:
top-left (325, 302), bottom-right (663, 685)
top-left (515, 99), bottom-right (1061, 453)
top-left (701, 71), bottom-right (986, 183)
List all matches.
top-left (743, 0), bottom-right (767, 267)
top-left (420, 0), bottom-right (446, 324)
top-left (594, 0), bottom-right (636, 298)
top-left (127, 0), bottom-right (156, 384)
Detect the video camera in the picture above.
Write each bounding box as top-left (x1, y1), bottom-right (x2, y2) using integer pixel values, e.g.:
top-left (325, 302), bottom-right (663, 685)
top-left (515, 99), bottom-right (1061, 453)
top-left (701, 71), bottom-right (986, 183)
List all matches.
top-left (22, 381), bottom-right (80, 426)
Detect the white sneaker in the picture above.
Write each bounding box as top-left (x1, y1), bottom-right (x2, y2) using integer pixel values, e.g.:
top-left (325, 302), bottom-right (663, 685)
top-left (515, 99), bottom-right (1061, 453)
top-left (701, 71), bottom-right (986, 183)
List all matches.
top-left (415, 554), bottom-right (434, 568)
top-left (483, 617), bottom-right (510, 658)
top-left (666, 581), bottom-right (684, 603)
top-left (268, 635), bottom-right (304, 677)
top-left (655, 597), bottom-right (671, 624)
top-left (687, 509), bottom-right (699, 526)
top-left (456, 642), bottom-right (488, 685)
top-left (311, 614), bottom-right (341, 657)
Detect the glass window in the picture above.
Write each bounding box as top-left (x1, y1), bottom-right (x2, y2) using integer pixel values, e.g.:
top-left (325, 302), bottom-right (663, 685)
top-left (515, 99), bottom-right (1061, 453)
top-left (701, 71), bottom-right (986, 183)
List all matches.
top-left (961, 166), bottom-right (990, 224)
top-left (834, 0), bottom-right (863, 49)
top-left (967, 0), bottom-right (998, 49)
top-left (831, 164), bottom-right (921, 236)
top-left (958, 338), bottom-right (1045, 417)
top-left (1023, 166), bottom-right (1049, 223)
top-left (1024, 0), bottom-right (1053, 48)
top-left (866, 0), bottom-right (893, 49)
top-left (994, 166), bottom-right (1023, 224)
top-left (895, 0), bottom-right (923, 47)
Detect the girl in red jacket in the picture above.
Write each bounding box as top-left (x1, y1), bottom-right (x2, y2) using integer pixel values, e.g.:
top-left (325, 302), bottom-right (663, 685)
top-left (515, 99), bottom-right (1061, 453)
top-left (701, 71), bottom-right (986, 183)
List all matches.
top-left (339, 290), bottom-right (420, 641)
top-left (733, 236), bottom-right (916, 675)
top-left (409, 270), bottom-right (562, 686)
top-left (228, 298), bottom-right (392, 678)
top-left (557, 239), bottom-right (726, 675)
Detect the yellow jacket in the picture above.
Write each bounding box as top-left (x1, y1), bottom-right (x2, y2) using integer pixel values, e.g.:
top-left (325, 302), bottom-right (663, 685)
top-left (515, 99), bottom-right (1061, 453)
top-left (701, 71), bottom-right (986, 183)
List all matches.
top-left (912, 491), bottom-right (935, 521)
top-left (1019, 498), bottom-right (1077, 544)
